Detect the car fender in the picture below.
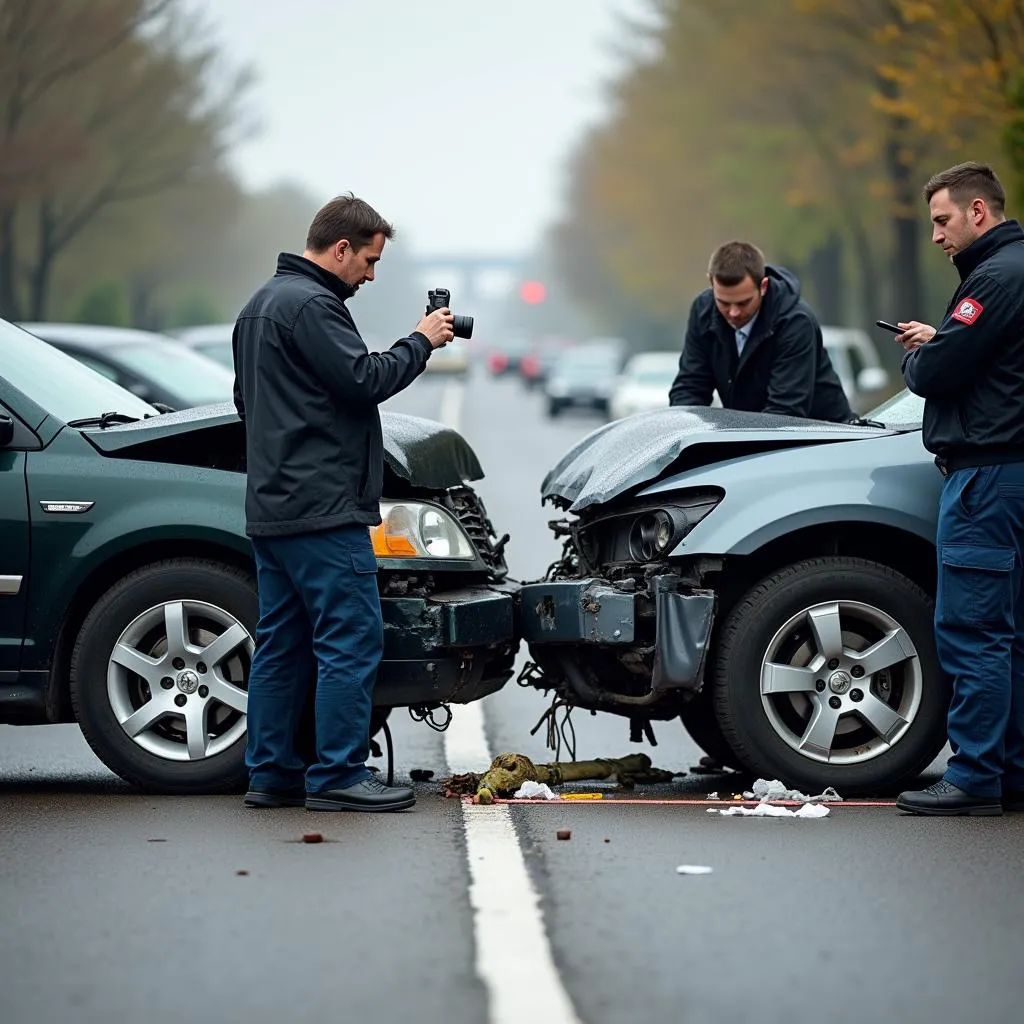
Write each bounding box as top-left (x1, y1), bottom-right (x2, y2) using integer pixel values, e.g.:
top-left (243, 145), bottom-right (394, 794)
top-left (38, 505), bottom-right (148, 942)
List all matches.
top-left (634, 431), bottom-right (941, 556)
top-left (23, 447), bottom-right (249, 670)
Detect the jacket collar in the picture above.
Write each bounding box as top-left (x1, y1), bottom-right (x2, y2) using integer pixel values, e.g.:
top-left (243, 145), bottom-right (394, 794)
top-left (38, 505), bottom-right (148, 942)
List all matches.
top-left (275, 252), bottom-right (356, 302)
top-left (953, 219), bottom-right (1024, 280)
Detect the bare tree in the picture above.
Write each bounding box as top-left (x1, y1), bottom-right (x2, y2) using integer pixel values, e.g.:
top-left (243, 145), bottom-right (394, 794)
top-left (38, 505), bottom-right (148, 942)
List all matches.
top-left (0, 0), bottom-right (249, 319)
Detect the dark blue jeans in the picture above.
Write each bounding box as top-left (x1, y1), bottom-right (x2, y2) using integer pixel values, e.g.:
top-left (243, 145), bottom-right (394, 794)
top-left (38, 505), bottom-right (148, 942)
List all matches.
top-left (936, 463), bottom-right (1024, 797)
top-left (245, 525), bottom-right (383, 794)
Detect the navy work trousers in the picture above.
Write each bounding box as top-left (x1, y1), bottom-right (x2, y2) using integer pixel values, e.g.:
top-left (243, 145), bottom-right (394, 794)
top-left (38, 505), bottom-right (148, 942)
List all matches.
top-left (936, 463), bottom-right (1024, 797)
top-left (244, 524), bottom-right (383, 794)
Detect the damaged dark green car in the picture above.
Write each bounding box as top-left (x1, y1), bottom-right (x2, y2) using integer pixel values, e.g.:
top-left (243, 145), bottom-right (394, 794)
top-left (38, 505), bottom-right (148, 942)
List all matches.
top-left (0, 320), bottom-right (518, 793)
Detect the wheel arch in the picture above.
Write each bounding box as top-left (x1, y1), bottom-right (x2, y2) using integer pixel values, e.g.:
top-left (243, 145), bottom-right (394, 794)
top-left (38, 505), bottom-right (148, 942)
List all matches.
top-left (704, 521), bottom-right (936, 625)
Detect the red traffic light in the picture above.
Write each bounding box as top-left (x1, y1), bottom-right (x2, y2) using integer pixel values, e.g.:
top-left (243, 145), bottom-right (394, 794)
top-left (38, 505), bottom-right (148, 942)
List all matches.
top-left (519, 280), bottom-right (547, 305)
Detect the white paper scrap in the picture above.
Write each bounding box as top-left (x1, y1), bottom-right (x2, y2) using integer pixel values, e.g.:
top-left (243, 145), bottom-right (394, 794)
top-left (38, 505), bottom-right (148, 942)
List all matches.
top-left (676, 865), bottom-right (714, 875)
top-left (513, 780), bottom-right (560, 800)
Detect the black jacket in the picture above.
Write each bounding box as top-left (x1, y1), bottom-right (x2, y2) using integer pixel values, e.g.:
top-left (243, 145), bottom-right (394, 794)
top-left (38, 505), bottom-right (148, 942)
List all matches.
top-left (669, 265), bottom-right (853, 422)
top-left (232, 252), bottom-right (432, 537)
top-left (903, 219), bottom-right (1024, 466)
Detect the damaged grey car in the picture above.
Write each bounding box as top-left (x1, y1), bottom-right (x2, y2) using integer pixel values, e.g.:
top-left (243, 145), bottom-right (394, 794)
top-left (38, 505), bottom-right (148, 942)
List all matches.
top-left (520, 392), bottom-right (948, 794)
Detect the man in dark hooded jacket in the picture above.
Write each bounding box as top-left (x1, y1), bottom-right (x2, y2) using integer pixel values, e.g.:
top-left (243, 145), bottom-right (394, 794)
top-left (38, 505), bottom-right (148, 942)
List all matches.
top-left (669, 240), bottom-right (852, 422)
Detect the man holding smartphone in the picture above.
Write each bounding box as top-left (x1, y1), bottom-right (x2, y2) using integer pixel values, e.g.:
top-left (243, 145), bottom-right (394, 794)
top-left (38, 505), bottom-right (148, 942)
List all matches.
top-left (894, 162), bottom-right (1024, 816)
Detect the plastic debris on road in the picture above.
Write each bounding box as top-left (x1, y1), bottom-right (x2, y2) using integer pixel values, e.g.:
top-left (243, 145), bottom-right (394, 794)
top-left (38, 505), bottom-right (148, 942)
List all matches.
top-left (743, 778), bottom-right (843, 804)
top-left (708, 802), bottom-right (831, 818)
top-left (514, 780), bottom-right (560, 800)
top-left (676, 864), bottom-right (714, 875)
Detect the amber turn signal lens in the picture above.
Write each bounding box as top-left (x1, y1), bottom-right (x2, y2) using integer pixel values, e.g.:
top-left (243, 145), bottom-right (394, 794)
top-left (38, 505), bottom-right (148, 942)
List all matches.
top-left (370, 522), bottom-right (418, 557)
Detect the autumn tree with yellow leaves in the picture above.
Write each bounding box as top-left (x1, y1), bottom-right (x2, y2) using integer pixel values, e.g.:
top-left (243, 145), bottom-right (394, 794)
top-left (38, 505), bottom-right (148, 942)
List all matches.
top-left (554, 0), bottom-right (1020, 356)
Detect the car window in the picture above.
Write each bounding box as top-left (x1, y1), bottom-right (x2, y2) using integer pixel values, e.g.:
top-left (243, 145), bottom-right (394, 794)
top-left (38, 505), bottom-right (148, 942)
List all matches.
top-left (109, 341), bottom-right (236, 404)
top-left (195, 341), bottom-right (234, 369)
top-left (867, 388), bottom-right (925, 427)
top-left (0, 319), bottom-right (157, 422)
top-left (67, 351), bottom-right (121, 382)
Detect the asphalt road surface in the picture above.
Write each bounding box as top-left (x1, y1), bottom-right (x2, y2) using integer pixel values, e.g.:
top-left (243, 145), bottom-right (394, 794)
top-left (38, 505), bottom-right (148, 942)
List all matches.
top-left (2, 366), bottom-right (1022, 1024)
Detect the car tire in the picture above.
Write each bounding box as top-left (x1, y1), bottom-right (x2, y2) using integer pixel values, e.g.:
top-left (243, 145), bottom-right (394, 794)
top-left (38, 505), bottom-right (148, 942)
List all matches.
top-left (679, 685), bottom-right (744, 771)
top-left (70, 559), bottom-right (257, 794)
top-left (712, 557), bottom-right (948, 795)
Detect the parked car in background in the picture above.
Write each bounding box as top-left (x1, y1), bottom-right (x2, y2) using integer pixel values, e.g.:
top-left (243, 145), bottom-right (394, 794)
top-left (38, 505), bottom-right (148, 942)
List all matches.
top-left (520, 390), bottom-right (946, 795)
top-left (519, 336), bottom-right (574, 390)
top-left (167, 323), bottom-right (234, 368)
top-left (19, 322), bottom-right (236, 411)
top-left (822, 326), bottom-right (891, 413)
top-left (609, 351), bottom-right (680, 420)
top-left (0, 319), bottom-right (518, 793)
top-left (543, 341), bottom-right (626, 418)
top-left (484, 334), bottom-right (533, 376)
top-left (424, 342), bottom-right (470, 376)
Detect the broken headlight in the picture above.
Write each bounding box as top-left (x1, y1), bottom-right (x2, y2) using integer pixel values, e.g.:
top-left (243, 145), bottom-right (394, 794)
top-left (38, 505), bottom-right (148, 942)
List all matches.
top-left (371, 501), bottom-right (475, 559)
top-left (576, 491), bottom-right (723, 566)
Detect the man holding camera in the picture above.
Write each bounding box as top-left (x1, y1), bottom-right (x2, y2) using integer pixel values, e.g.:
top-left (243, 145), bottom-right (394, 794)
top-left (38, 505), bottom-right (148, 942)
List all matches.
top-left (668, 240), bottom-right (853, 422)
top-left (232, 193), bottom-right (454, 812)
top-left (895, 162), bottom-right (1024, 816)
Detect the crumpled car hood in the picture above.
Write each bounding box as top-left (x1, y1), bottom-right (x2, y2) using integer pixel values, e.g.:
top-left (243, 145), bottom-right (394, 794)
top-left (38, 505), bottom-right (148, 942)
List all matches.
top-left (80, 402), bottom-right (484, 489)
top-left (541, 407), bottom-right (894, 512)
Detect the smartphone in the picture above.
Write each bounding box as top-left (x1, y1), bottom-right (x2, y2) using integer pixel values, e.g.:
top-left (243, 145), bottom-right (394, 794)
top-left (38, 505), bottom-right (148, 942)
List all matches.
top-left (875, 319), bottom-right (902, 334)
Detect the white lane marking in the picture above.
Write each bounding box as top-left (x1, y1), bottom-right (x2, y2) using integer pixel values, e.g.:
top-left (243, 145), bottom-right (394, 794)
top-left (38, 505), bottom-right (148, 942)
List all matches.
top-left (439, 377), bottom-right (464, 433)
top-left (445, 706), bottom-right (583, 1024)
top-left (439, 377), bottom-right (582, 1024)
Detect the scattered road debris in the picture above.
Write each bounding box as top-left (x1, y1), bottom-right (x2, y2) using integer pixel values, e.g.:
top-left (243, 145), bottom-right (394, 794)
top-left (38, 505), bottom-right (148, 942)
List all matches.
top-left (556, 829), bottom-right (572, 841)
top-left (676, 865), bottom-right (713, 875)
top-left (409, 769), bottom-right (435, 782)
top-left (743, 779), bottom-right (843, 804)
top-left (235, 869), bottom-right (249, 876)
top-left (708, 802), bottom-right (831, 818)
top-left (443, 752), bottom-right (682, 803)
top-left (301, 831), bottom-right (324, 844)
top-left (514, 781), bottom-right (560, 800)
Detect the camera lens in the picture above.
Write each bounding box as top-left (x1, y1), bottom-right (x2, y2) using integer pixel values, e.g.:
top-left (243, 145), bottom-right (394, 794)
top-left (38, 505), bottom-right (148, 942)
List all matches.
top-left (452, 314), bottom-right (474, 339)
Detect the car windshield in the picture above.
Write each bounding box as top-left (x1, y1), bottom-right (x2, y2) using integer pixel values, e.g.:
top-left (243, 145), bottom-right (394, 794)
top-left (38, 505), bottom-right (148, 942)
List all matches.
top-left (194, 341), bottom-right (234, 369)
top-left (558, 357), bottom-right (618, 380)
top-left (865, 388), bottom-right (925, 428)
top-left (110, 341), bottom-right (236, 403)
top-left (0, 319), bottom-right (157, 423)
top-left (631, 369), bottom-right (676, 387)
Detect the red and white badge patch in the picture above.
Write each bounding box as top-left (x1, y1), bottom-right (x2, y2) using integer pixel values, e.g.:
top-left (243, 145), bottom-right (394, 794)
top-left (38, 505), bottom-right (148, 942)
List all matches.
top-left (952, 297), bottom-right (984, 325)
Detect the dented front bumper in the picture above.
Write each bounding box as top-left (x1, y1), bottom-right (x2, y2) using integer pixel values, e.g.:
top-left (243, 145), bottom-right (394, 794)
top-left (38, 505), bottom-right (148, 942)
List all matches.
top-left (519, 577), bottom-right (715, 694)
top-left (375, 581), bottom-right (520, 707)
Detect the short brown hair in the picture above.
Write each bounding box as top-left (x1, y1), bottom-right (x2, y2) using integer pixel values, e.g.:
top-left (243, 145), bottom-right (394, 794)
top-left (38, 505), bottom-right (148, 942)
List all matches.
top-left (923, 161), bottom-right (1005, 214)
top-left (708, 241), bottom-right (766, 286)
top-left (306, 193), bottom-right (395, 252)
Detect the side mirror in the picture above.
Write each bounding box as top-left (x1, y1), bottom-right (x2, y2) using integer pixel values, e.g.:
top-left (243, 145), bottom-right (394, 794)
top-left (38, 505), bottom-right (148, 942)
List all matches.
top-left (857, 367), bottom-right (890, 393)
top-left (0, 414), bottom-right (14, 447)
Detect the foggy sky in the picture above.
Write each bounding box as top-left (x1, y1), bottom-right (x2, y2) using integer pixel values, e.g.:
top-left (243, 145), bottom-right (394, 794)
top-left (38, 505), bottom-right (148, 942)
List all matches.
top-left (193, 0), bottom-right (653, 257)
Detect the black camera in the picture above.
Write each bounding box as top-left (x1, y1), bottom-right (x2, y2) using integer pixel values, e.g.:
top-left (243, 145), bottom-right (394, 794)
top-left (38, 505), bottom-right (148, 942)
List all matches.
top-left (426, 287), bottom-right (474, 339)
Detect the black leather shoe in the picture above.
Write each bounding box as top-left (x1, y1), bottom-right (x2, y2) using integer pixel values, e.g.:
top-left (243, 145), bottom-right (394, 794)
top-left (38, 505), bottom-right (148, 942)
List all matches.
top-left (1003, 789), bottom-right (1024, 812)
top-left (896, 780), bottom-right (1002, 816)
top-left (243, 787), bottom-right (306, 808)
top-left (306, 775), bottom-right (416, 812)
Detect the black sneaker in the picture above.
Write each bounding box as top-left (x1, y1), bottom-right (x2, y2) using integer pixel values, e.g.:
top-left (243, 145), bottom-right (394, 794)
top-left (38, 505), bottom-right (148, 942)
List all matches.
top-left (896, 780), bottom-right (1002, 816)
top-left (306, 775), bottom-right (416, 812)
top-left (243, 787), bottom-right (307, 808)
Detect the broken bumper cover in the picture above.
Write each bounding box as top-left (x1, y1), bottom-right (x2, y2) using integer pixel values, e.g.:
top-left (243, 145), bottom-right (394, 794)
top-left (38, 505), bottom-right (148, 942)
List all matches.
top-left (376, 581), bottom-right (520, 707)
top-left (519, 577), bottom-right (715, 693)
